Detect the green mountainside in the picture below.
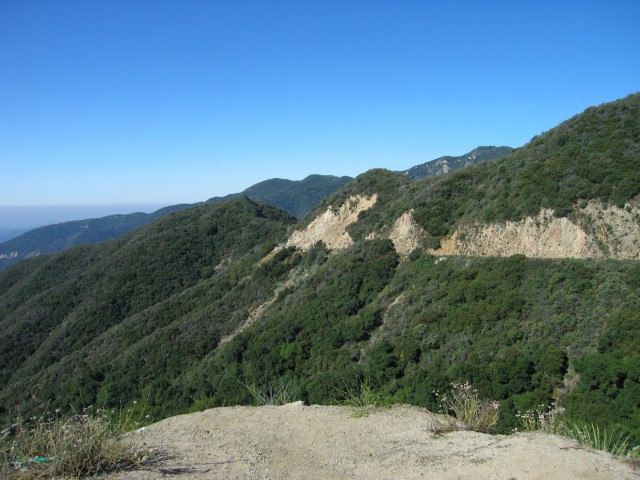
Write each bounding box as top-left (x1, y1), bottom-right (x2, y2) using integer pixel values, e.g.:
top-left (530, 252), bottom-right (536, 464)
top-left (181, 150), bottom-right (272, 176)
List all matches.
top-left (0, 198), bottom-right (295, 414)
top-left (0, 93), bottom-right (638, 443)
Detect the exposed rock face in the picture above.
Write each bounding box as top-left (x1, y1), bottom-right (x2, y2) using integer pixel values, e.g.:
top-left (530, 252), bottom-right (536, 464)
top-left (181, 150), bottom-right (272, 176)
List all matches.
top-left (430, 201), bottom-right (640, 259)
top-left (389, 211), bottom-right (425, 256)
top-left (286, 194), bottom-right (377, 250)
top-left (433, 158), bottom-right (450, 175)
top-left (577, 200), bottom-right (640, 258)
top-left (287, 193), bottom-right (639, 260)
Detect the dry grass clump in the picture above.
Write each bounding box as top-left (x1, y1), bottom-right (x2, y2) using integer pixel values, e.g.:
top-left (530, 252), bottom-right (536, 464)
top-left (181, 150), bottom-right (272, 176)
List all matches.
top-left (564, 423), bottom-right (633, 458)
top-left (517, 403), bottom-right (637, 459)
top-left (1, 405), bottom-right (151, 479)
top-left (336, 376), bottom-right (394, 417)
top-left (436, 382), bottom-right (500, 433)
top-left (240, 378), bottom-right (301, 406)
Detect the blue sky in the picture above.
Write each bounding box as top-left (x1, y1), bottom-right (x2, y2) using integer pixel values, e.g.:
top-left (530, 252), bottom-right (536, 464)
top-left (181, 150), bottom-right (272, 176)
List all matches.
top-left (1, 1), bottom-right (638, 207)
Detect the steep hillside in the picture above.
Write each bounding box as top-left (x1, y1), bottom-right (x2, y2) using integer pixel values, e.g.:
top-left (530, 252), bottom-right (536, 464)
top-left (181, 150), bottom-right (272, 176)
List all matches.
top-left (0, 197), bottom-right (296, 415)
top-left (0, 94), bottom-right (639, 447)
top-left (180, 246), bottom-right (640, 438)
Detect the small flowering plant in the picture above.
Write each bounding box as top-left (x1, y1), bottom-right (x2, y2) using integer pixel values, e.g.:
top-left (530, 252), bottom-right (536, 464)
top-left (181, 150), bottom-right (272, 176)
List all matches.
top-left (437, 382), bottom-right (500, 433)
top-left (516, 402), bottom-right (564, 434)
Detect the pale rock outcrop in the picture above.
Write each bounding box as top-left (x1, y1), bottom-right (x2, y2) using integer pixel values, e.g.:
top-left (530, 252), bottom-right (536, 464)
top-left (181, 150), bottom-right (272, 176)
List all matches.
top-left (430, 201), bottom-right (640, 259)
top-left (577, 200), bottom-right (640, 258)
top-left (435, 159), bottom-right (450, 175)
top-left (287, 192), bottom-right (640, 259)
top-left (389, 210), bottom-right (425, 256)
top-left (286, 194), bottom-right (377, 251)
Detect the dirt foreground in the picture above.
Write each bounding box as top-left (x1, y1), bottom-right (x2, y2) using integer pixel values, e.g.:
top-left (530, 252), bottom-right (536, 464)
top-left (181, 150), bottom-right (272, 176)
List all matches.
top-left (104, 402), bottom-right (638, 480)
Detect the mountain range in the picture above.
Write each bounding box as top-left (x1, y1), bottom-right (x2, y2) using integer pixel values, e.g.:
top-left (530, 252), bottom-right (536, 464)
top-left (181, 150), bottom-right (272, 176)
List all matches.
top-left (0, 147), bottom-right (510, 271)
top-left (0, 93), bottom-right (638, 444)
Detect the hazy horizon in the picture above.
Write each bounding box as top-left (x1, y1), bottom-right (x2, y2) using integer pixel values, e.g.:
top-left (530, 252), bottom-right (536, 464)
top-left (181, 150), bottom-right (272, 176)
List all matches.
top-left (0, 204), bottom-right (169, 231)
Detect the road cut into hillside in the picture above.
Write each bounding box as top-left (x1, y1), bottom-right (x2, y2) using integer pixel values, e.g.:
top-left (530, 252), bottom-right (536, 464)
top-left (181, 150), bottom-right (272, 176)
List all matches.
top-left (103, 402), bottom-right (638, 480)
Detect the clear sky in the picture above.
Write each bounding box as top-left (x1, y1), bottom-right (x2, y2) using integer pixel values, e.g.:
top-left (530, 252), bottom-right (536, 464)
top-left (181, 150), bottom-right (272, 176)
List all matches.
top-left (1, 0), bottom-right (638, 207)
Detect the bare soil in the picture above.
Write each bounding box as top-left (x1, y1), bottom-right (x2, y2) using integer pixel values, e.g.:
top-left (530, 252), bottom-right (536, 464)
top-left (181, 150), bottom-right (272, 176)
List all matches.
top-left (103, 402), bottom-right (638, 480)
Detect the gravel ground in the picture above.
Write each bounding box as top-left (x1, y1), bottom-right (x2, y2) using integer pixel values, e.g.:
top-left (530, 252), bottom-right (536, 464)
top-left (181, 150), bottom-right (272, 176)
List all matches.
top-left (102, 402), bottom-right (639, 480)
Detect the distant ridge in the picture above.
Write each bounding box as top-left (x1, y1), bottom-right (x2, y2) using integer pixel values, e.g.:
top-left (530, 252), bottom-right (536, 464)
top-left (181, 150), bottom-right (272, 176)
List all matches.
top-left (206, 174), bottom-right (353, 218)
top-left (0, 148), bottom-right (504, 271)
top-left (399, 146), bottom-right (513, 179)
top-left (0, 227), bottom-right (31, 244)
top-left (0, 175), bottom-right (351, 270)
top-left (0, 204), bottom-right (191, 271)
